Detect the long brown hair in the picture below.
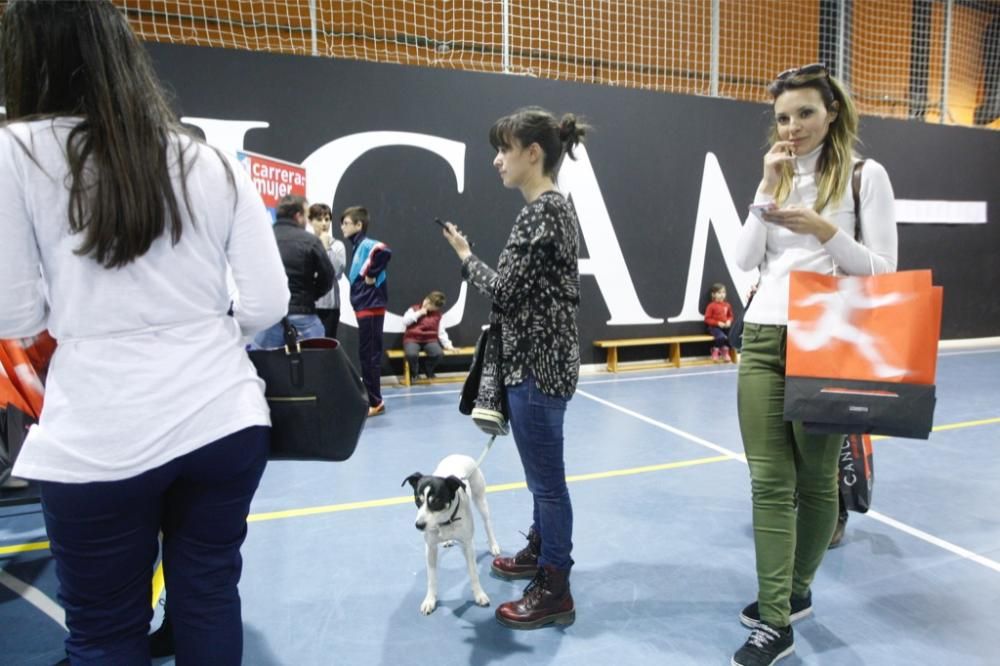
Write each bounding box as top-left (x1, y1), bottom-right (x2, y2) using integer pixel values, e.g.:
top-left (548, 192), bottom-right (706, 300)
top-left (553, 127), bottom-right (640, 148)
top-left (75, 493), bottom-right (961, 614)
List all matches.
top-left (2, 0), bottom-right (228, 268)
top-left (767, 66), bottom-right (860, 213)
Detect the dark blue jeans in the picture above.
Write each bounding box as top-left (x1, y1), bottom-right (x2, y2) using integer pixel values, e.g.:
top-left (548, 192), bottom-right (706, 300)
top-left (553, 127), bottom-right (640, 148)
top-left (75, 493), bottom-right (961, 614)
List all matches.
top-left (39, 426), bottom-right (269, 665)
top-left (357, 314), bottom-right (384, 407)
top-left (506, 375), bottom-right (573, 570)
top-left (708, 325), bottom-right (730, 348)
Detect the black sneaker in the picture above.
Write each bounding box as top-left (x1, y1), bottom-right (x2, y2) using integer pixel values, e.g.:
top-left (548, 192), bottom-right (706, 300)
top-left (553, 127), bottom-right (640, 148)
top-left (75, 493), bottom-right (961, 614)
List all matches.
top-left (739, 590), bottom-right (812, 629)
top-left (731, 623), bottom-right (794, 666)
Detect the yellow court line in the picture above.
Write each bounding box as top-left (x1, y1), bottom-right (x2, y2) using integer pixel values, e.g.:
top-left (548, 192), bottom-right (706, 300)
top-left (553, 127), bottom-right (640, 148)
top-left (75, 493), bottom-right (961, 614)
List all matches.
top-left (869, 415), bottom-right (1000, 441)
top-left (151, 562), bottom-right (165, 607)
top-left (0, 540), bottom-right (51, 557)
top-left (3, 416), bottom-right (998, 557)
top-left (927, 416), bottom-right (1000, 431)
top-left (565, 455), bottom-right (731, 483)
top-left (247, 454), bottom-right (732, 524)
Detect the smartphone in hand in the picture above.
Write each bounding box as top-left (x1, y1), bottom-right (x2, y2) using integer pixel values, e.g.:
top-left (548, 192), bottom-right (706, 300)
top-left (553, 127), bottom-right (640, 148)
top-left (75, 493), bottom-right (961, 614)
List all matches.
top-left (749, 202), bottom-right (777, 221)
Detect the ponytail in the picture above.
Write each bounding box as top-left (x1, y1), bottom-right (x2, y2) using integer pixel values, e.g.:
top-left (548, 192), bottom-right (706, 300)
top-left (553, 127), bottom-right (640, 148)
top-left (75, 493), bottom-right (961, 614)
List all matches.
top-left (490, 107), bottom-right (591, 177)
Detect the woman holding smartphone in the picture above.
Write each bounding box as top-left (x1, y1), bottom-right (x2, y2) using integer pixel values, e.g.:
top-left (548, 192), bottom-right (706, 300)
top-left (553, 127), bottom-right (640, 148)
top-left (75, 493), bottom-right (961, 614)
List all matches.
top-left (442, 107), bottom-right (585, 630)
top-left (730, 64), bottom-right (898, 666)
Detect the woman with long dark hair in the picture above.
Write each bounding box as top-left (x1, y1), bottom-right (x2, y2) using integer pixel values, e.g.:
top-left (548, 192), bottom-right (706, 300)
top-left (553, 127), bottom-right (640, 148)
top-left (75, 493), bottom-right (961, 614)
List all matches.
top-left (0, 2), bottom-right (288, 663)
top-left (443, 106), bottom-right (586, 629)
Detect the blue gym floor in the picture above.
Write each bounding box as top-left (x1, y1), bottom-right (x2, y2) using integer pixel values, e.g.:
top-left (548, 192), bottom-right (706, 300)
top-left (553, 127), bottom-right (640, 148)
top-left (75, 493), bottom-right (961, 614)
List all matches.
top-left (2, 348), bottom-right (999, 665)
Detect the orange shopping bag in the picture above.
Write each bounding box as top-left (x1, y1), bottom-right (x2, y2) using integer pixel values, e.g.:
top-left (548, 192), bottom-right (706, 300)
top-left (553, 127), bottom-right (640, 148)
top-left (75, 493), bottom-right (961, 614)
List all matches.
top-left (783, 270), bottom-right (942, 439)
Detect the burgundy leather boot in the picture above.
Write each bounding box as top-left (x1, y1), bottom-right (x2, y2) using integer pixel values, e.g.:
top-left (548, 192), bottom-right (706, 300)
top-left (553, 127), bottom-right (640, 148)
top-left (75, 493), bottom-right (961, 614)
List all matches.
top-left (495, 564), bottom-right (575, 629)
top-left (491, 528), bottom-right (541, 579)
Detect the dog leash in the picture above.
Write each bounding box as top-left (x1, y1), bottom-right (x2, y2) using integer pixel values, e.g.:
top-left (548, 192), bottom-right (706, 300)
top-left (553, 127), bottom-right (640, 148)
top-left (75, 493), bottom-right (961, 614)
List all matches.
top-left (472, 434), bottom-right (498, 471)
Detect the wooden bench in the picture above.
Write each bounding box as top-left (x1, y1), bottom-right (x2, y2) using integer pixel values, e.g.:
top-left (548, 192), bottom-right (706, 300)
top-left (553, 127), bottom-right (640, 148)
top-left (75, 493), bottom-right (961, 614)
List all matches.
top-left (386, 346), bottom-right (476, 386)
top-left (593, 335), bottom-right (738, 372)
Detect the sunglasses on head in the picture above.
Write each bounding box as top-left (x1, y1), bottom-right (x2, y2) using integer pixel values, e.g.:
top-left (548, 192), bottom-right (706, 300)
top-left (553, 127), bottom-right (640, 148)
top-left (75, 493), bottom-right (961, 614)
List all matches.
top-left (776, 63), bottom-right (828, 81)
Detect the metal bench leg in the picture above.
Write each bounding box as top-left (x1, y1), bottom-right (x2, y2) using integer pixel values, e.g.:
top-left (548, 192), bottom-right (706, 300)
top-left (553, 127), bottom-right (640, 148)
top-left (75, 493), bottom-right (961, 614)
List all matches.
top-left (670, 343), bottom-right (681, 368)
top-left (403, 358), bottom-right (411, 387)
top-left (607, 347), bottom-right (618, 373)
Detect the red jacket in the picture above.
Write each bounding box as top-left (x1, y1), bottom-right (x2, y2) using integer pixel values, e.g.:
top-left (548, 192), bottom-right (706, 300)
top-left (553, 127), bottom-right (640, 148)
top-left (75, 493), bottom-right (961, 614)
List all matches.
top-left (403, 306), bottom-right (443, 344)
top-left (704, 301), bottom-right (733, 327)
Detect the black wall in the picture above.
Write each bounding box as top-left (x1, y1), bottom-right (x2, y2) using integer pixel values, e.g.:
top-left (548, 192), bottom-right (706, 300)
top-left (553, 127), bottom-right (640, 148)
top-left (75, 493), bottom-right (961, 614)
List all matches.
top-left (145, 43), bottom-right (1000, 362)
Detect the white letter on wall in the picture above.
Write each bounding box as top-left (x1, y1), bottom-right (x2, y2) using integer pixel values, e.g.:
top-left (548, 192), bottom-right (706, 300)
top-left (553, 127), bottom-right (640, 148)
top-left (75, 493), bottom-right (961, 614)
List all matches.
top-left (560, 146), bottom-right (662, 325)
top-left (668, 153), bottom-right (759, 322)
top-left (180, 117), bottom-right (269, 154)
top-left (302, 132), bottom-right (466, 333)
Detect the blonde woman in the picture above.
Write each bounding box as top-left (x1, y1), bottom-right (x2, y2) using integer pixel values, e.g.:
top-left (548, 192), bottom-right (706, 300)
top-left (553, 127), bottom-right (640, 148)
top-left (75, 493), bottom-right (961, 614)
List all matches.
top-left (731, 64), bottom-right (898, 666)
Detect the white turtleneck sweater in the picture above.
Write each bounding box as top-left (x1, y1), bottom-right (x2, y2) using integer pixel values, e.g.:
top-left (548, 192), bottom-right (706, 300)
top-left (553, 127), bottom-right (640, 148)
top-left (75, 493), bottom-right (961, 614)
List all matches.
top-left (735, 145), bottom-right (898, 326)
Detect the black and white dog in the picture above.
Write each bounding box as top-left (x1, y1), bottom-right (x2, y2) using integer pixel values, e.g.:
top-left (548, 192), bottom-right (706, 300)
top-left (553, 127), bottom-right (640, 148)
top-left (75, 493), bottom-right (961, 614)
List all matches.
top-left (402, 454), bottom-right (502, 615)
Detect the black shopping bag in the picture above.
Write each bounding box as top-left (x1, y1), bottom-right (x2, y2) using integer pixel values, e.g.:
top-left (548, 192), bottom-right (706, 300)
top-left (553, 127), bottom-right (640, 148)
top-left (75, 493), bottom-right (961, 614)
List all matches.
top-left (838, 433), bottom-right (874, 513)
top-left (785, 378), bottom-right (937, 439)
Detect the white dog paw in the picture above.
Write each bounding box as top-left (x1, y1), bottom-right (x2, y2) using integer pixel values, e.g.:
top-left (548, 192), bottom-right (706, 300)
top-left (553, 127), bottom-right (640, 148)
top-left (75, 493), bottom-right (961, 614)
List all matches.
top-left (474, 590), bottom-right (491, 607)
top-left (489, 542), bottom-right (502, 556)
top-left (442, 540), bottom-right (457, 548)
top-left (420, 597), bottom-right (437, 615)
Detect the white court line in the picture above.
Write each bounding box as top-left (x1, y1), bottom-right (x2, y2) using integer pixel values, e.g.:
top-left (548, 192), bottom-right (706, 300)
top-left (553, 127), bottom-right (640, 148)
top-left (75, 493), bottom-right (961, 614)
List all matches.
top-left (0, 568), bottom-right (66, 630)
top-left (575, 389), bottom-right (745, 462)
top-left (939, 348), bottom-right (1000, 357)
top-left (865, 511), bottom-right (1000, 574)
top-left (576, 389), bottom-right (1000, 576)
top-left (384, 366), bottom-right (740, 399)
top-left (385, 344), bottom-right (996, 399)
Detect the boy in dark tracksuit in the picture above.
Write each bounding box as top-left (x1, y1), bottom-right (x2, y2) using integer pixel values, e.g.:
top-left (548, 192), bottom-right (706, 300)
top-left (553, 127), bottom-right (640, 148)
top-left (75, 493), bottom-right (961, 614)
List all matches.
top-left (340, 206), bottom-right (391, 416)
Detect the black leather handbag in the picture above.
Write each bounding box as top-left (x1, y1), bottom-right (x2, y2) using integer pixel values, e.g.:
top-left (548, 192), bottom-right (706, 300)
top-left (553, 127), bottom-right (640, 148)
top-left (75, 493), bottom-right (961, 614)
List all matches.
top-left (249, 319), bottom-right (368, 461)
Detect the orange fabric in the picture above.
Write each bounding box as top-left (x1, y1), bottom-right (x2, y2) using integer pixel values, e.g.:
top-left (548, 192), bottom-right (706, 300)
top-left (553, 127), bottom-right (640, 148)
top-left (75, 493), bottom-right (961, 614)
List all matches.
top-left (787, 270), bottom-right (942, 386)
top-left (846, 433), bottom-right (873, 482)
top-left (0, 332), bottom-right (56, 419)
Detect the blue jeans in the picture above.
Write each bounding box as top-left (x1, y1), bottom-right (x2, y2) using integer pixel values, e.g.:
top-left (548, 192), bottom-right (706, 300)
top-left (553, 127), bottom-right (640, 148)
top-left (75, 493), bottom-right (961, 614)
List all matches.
top-left (506, 375), bottom-right (573, 570)
top-left (252, 313), bottom-right (324, 349)
top-left (39, 426), bottom-right (269, 665)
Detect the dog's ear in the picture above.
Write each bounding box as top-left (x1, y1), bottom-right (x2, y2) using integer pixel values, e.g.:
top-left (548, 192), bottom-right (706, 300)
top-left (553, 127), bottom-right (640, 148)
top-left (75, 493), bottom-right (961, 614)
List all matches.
top-left (402, 472), bottom-right (422, 489)
top-left (444, 475), bottom-right (466, 494)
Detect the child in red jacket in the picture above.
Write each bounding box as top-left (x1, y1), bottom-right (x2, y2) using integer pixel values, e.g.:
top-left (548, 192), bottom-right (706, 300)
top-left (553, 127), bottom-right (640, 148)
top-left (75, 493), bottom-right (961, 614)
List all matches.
top-left (704, 283), bottom-right (734, 363)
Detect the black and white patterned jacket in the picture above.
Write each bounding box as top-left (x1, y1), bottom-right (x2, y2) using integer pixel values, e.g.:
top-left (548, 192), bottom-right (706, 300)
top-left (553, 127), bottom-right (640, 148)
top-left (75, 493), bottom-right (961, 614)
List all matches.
top-left (461, 191), bottom-right (581, 398)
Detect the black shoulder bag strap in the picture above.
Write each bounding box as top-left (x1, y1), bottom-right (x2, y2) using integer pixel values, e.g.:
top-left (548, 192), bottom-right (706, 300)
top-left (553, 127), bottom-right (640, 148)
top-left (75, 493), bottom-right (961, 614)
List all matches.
top-left (852, 159), bottom-right (867, 242)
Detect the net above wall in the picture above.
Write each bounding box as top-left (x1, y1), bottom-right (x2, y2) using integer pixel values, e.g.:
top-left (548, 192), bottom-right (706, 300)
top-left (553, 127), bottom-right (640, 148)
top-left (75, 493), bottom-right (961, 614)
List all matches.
top-left (99, 1), bottom-right (1000, 129)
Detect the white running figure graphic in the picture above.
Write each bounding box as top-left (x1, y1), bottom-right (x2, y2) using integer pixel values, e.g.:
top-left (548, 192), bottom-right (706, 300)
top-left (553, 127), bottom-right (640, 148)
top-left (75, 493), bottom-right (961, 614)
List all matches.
top-left (788, 276), bottom-right (909, 379)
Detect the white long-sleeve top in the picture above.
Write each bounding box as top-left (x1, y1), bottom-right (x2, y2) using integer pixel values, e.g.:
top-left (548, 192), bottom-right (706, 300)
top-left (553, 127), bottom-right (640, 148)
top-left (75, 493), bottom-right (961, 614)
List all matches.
top-left (735, 145), bottom-right (898, 326)
top-left (0, 119), bottom-right (289, 483)
top-left (315, 239), bottom-right (346, 310)
top-left (401, 307), bottom-right (454, 349)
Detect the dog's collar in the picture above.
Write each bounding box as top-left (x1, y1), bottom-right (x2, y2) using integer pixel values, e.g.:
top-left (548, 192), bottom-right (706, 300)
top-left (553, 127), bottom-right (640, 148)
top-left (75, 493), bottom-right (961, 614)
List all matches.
top-left (439, 494), bottom-right (462, 527)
